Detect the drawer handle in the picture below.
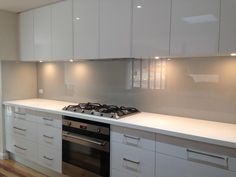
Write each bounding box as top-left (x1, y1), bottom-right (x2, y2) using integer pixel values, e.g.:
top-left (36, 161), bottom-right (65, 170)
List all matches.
top-left (13, 126), bottom-right (26, 132)
top-left (123, 158), bottom-right (140, 165)
top-left (14, 112), bottom-right (26, 116)
top-left (43, 118), bottom-right (53, 121)
top-left (187, 149), bottom-right (228, 160)
top-left (43, 156), bottom-right (54, 161)
top-left (124, 134), bottom-right (140, 140)
top-left (14, 145), bottom-right (27, 151)
top-left (43, 135), bottom-right (54, 139)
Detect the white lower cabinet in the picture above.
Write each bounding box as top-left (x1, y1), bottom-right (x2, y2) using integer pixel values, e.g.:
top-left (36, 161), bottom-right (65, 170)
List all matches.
top-left (38, 145), bottom-right (61, 172)
top-left (111, 169), bottom-right (136, 177)
top-left (5, 106), bottom-right (62, 173)
top-left (156, 153), bottom-right (236, 177)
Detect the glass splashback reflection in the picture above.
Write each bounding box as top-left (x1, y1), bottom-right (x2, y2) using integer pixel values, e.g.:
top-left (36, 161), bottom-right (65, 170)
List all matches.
top-left (37, 57), bottom-right (236, 123)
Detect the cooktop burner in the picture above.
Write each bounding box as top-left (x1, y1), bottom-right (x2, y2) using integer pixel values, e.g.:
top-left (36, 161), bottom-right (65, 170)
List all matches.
top-left (63, 102), bottom-right (140, 119)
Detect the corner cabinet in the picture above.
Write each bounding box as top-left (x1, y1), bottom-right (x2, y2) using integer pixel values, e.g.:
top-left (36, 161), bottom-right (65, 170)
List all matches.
top-left (132, 0), bottom-right (171, 58)
top-left (219, 0), bottom-right (236, 56)
top-left (73, 0), bottom-right (99, 59)
top-left (170, 0), bottom-right (220, 57)
top-left (99, 0), bottom-right (132, 59)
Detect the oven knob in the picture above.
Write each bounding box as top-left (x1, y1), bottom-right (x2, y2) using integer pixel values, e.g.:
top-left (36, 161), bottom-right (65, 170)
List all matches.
top-left (97, 128), bottom-right (101, 133)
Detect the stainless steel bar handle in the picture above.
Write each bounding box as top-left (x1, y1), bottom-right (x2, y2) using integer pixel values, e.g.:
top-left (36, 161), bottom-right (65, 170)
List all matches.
top-left (123, 158), bottom-right (140, 165)
top-left (13, 126), bottom-right (26, 131)
top-left (63, 132), bottom-right (105, 146)
top-left (43, 117), bottom-right (53, 121)
top-left (124, 134), bottom-right (141, 140)
top-left (43, 135), bottom-right (54, 139)
top-left (14, 145), bottom-right (27, 151)
top-left (14, 112), bottom-right (26, 116)
top-left (43, 156), bottom-right (54, 161)
top-left (187, 149), bottom-right (228, 160)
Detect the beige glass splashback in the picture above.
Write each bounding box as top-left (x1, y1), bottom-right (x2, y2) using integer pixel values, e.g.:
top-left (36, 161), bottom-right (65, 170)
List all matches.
top-left (36, 57), bottom-right (236, 124)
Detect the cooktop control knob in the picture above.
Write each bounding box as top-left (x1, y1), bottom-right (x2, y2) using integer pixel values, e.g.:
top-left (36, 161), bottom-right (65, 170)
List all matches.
top-left (97, 128), bottom-right (101, 133)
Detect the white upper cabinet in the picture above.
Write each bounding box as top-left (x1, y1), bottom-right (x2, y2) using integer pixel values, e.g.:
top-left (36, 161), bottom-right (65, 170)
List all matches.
top-left (100, 0), bottom-right (132, 58)
top-left (52, 0), bottom-right (73, 60)
top-left (73, 0), bottom-right (99, 59)
top-left (19, 10), bottom-right (34, 61)
top-left (170, 0), bottom-right (220, 57)
top-left (34, 6), bottom-right (52, 60)
top-left (219, 0), bottom-right (236, 56)
top-left (132, 0), bottom-right (171, 58)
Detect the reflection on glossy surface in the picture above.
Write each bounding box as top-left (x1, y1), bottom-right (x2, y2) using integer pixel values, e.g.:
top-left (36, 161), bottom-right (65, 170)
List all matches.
top-left (37, 57), bottom-right (236, 124)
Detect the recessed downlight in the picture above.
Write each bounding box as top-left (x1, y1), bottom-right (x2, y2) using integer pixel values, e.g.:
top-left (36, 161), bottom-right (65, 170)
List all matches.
top-left (39, 61), bottom-right (43, 63)
top-left (230, 53), bottom-right (236, 56)
top-left (155, 56), bottom-right (160, 60)
top-left (76, 17), bottom-right (80, 20)
top-left (137, 5), bottom-right (142, 9)
top-left (69, 59), bottom-right (74, 62)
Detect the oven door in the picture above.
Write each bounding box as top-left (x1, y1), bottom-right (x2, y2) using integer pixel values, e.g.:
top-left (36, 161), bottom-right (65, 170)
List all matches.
top-left (62, 131), bottom-right (110, 177)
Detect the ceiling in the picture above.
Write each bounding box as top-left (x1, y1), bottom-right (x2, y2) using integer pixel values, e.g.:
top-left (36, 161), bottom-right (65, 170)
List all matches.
top-left (0, 0), bottom-right (62, 13)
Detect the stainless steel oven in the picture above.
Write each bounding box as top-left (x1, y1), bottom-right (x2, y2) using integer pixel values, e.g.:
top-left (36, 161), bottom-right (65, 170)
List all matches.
top-left (62, 116), bottom-right (110, 177)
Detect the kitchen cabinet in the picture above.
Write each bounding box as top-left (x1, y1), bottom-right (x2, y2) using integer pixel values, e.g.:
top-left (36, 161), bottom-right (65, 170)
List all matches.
top-left (19, 10), bottom-right (34, 61)
top-left (132, 0), bottom-right (171, 58)
top-left (155, 138), bottom-right (236, 177)
top-left (52, 0), bottom-right (73, 60)
top-left (73, 0), bottom-right (99, 59)
top-left (219, 0), bottom-right (236, 56)
top-left (34, 6), bottom-right (52, 60)
top-left (100, 0), bottom-right (132, 58)
top-left (5, 106), bottom-right (62, 173)
top-left (170, 0), bottom-right (220, 57)
top-left (111, 126), bottom-right (155, 177)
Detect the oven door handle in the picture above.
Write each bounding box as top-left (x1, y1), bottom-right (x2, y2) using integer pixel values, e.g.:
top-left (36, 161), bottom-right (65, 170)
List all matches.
top-left (63, 132), bottom-right (106, 146)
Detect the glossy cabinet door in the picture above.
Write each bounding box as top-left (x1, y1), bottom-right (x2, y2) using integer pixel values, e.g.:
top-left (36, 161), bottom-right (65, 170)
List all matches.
top-left (132, 0), bottom-right (171, 58)
top-left (19, 10), bottom-right (34, 61)
top-left (52, 0), bottom-right (73, 60)
top-left (100, 0), bottom-right (132, 58)
top-left (219, 0), bottom-right (236, 55)
top-left (73, 0), bottom-right (99, 59)
top-left (34, 6), bottom-right (51, 60)
top-left (170, 0), bottom-right (220, 57)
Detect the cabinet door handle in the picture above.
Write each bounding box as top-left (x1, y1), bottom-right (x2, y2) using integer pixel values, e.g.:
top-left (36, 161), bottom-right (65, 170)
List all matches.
top-left (43, 135), bottom-right (54, 139)
top-left (14, 145), bottom-right (27, 151)
top-left (124, 134), bottom-right (140, 140)
top-left (123, 158), bottom-right (140, 165)
top-left (43, 118), bottom-right (53, 121)
top-left (13, 126), bottom-right (26, 132)
top-left (43, 156), bottom-right (54, 161)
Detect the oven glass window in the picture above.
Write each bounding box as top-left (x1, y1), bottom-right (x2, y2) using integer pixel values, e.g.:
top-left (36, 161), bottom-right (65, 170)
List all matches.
top-left (63, 140), bottom-right (109, 177)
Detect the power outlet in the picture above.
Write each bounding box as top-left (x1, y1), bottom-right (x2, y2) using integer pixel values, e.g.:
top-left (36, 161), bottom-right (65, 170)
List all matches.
top-left (38, 89), bottom-right (44, 94)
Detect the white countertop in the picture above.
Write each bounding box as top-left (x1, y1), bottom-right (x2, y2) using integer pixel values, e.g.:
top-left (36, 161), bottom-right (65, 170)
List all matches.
top-left (3, 98), bottom-right (236, 149)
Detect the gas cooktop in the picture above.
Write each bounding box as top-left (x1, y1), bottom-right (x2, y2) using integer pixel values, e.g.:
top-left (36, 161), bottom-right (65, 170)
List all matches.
top-left (62, 102), bottom-right (140, 119)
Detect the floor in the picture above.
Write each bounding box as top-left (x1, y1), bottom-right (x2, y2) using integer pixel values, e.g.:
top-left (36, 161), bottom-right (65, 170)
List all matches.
top-left (0, 160), bottom-right (47, 177)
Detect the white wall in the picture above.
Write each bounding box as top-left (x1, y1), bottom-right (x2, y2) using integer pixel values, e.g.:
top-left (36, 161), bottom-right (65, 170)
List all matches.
top-left (0, 10), bottom-right (18, 60)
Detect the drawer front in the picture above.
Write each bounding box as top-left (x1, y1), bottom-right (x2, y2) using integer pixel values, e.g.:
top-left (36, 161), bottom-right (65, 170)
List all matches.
top-left (38, 145), bottom-right (61, 173)
top-left (156, 153), bottom-right (236, 177)
top-left (38, 125), bottom-right (62, 150)
top-left (10, 135), bottom-right (37, 162)
top-left (111, 142), bottom-right (155, 177)
top-left (111, 169), bottom-right (136, 177)
top-left (111, 126), bottom-right (155, 151)
top-left (12, 118), bottom-right (38, 141)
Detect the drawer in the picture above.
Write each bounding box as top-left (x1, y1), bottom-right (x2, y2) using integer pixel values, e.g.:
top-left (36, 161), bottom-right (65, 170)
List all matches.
top-left (38, 125), bottom-right (62, 150)
top-left (38, 145), bottom-right (61, 173)
top-left (27, 111), bottom-right (62, 129)
top-left (111, 126), bottom-right (155, 151)
top-left (156, 152), bottom-right (236, 177)
top-left (10, 135), bottom-right (37, 162)
top-left (111, 142), bottom-right (155, 177)
top-left (12, 118), bottom-right (38, 141)
top-left (111, 169), bottom-right (136, 177)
